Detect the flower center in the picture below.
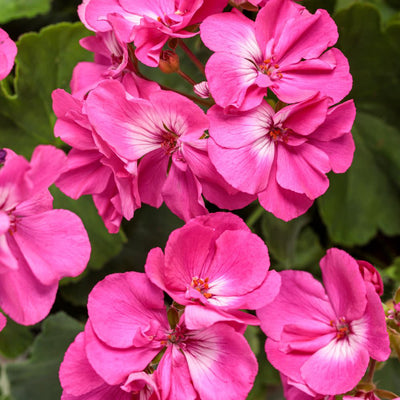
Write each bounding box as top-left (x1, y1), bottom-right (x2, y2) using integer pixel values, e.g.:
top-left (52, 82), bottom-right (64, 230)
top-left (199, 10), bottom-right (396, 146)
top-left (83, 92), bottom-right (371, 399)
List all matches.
top-left (167, 324), bottom-right (186, 344)
top-left (268, 127), bottom-right (290, 143)
top-left (331, 317), bottom-right (351, 340)
top-left (259, 58), bottom-right (283, 81)
top-left (161, 125), bottom-right (179, 156)
top-left (190, 276), bottom-right (212, 299)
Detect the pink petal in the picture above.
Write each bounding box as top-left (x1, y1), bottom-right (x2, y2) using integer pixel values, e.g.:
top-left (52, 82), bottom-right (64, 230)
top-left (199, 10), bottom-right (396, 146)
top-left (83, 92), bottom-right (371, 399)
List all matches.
top-left (0, 244), bottom-right (57, 325)
top-left (309, 100), bottom-right (356, 142)
top-left (363, 284), bottom-right (390, 361)
top-left (209, 138), bottom-right (275, 194)
top-left (265, 339), bottom-right (310, 386)
top-left (201, 9), bottom-right (260, 59)
top-left (13, 210), bottom-right (90, 286)
top-left (320, 248), bottom-right (367, 321)
top-left (276, 143), bottom-right (330, 199)
top-left (300, 335), bottom-right (370, 395)
top-left (184, 323), bottom-right (258, 400)
top-left (258, 162), bottom-right (313, 221)
top-left (28, 145), bottom-right (67, 192)
top-left (162, 161), bottom-right (208, 221)
top-left (239, 269), bottom-right (282, 309)
top-left (56, 149), bottom-right (112, 199)
top-left (88, 272), bottom-right (168, 349)
top-left (207, 229), bottom-right (270, 297)
top-left (85, 322), bottom-right (160, 386)
top-left (0, 28), bottom-right (17, 81)
top-left (254, 0), bottom-right (302, 53)
top-left (163, 223), bottom-right (216, 304)
top-left (205, 53), bottom-right (258, 109)
top-left (137, 149), bottom-right (168, 208)
top-left (156, 346), bottom-right (197, 400)
top-left (60, 332), bottom-right (106, 396)
top-left (278, 48), bottom-right (352, 104)
top-left (257, 270), bottom-right (335, 341)
top-left (86, 81), bottom-right (159, 161)
top-left (184, 304), bottom-right (259, 330)
top-left (311, 132), bottom-right (355, 174)
top-left (279, 96), bottom-right (330, 136)
top-left (274, 9), bottom-right (338, 66)
top-left (144, 247), bottom-right (167, 293)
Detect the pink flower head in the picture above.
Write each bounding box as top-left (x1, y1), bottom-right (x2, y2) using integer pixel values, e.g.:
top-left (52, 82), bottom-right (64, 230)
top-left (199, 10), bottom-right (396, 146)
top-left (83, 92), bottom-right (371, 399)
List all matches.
top-left (201, 0), bottom-right (352, 110)
top-left (0, 28), bottom-right (17, 81)
top-left (84, 271), bottom-right (258, 400)
top-left (0, 146), bottom-right (90, 325)
top-left (208, 95), bottom-right (356, 221)
top-left (145, 212), bottom-right (281, 329)
top-left (357, 260), bottom-right (384, 296)
top-left (79, 0), bottom-right (228, 67)
top-left (84, 79), bottom-right (254, 222)
top-left (257, 248), bottom-right (391, 396)
top-left (52, 87), bottom-right (142, 233)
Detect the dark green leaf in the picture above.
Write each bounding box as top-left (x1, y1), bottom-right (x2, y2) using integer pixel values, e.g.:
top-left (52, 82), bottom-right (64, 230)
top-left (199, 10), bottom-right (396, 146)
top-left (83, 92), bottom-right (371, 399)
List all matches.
top-left (0, 319), bottom-right (34, 359)
top-left (261, 211), bottom-right (324, 271)
top-left (0, 22), bottom-right (92, 158)
top-left (318, 112), bottom-right (400, 246)
top-left (0, 0), bottom-right (52, 24)
top-left (6, 313), bottom-right (83, 400)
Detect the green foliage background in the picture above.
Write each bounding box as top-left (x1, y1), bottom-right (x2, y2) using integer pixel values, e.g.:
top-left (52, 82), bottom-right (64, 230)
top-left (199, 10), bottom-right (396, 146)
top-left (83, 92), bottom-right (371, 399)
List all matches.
top-left (0, 0), bottom-right (399, 398)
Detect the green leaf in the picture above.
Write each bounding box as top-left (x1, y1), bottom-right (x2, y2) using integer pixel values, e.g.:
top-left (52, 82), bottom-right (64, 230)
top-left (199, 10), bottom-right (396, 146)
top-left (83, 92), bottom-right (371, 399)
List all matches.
top-left (0, 0), bottom-right (52, 23)
top-left (318, 112), bottom-right (400, 246)
top-left (335, 0), bottom-right (399, 23)
top-left (0, 319), bottom-right (34, 359)
top-left (0, 22), bottom-right (92, 158)
top-left (50, 187), bottom-right (126, 272)
top-left (261, 211), bottom-right (324, 271)
top-left (6, 313), bottom-right (83, 400)
top-left (335, 4), bottom-right (400, 126)
top-left (374, 358), bottom-right (400, 395)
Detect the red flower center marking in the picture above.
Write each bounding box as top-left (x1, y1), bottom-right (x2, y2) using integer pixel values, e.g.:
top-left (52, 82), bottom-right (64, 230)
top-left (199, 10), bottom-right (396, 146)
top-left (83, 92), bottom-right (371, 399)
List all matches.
top-left (161, 125), bottom-right (179, 155)
top-left (167, 325), bottom-right (186, 344)
top-left (331, 317), bottom-right (351, 340)
top-left (259, 58), bottom-right (283, 81)
top-left (268, 127), bottom-right (290, 144)
top-left (191, 276), bottom-right (212, 299)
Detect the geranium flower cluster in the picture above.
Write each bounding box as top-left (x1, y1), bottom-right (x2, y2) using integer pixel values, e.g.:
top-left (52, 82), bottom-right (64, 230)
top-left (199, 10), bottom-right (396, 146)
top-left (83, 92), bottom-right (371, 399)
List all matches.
top-left (60, 213), bottom-right (391, 399)
top-left (52, 0), bottom-right (355, 234)
top-left (59, 212), bottom-right (279, 399)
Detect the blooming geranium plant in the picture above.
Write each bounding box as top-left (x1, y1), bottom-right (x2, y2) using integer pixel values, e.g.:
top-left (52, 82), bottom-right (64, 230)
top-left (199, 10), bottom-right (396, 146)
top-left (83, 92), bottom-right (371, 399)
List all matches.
top-left (0, 0), bottom-right (399, 399)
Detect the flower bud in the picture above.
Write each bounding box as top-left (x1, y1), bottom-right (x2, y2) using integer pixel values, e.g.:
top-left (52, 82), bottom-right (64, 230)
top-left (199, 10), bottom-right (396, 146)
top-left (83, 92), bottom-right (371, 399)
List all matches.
top-left (357, 260), bottom-right (384, 296)
top-left (159, 50), bottom-right (180, 74)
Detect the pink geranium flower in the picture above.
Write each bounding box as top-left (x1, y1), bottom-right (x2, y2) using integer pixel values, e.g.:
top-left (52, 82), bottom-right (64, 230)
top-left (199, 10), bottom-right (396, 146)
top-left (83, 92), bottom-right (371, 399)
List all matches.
top-left (0, 28), bottom-right (17, 81)
top-left (201, 0), bottom-right (352, 110)
top-left (84, 79), bottom-right (254, 222)
top-left (257, 248), bottom-right (390, 396)
top-left (208, 95), bottom-right (356, 221)
top-left (0, 146), bottom-right (90, 325)
top-left (79, 0), bottom-right (228, 67)
top-left (145, 212), bottom-right (281, 329)
top-left (82, 271), bottom-right (258, 400)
